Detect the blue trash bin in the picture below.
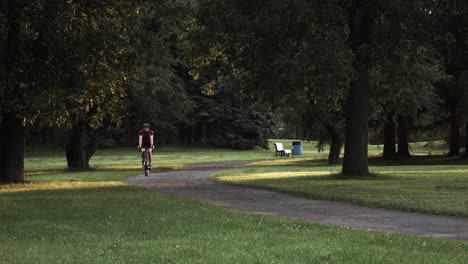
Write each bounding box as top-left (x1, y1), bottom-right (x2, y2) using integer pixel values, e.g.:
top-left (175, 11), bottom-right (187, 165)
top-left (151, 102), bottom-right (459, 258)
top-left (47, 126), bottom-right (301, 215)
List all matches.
top-left (292, 141), bottom-right (302, 156)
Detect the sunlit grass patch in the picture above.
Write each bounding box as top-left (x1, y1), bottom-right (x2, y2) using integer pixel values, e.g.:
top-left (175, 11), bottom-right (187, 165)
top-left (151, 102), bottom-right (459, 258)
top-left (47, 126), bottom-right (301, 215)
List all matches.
top-left (218, 171), bottom-right (332, 182)
top-left (25, 170), bottom-right (68, 176)
top-left (0, 181), bottom-right (126, 194)
top-left (29, 170), bottom-right (141, 183)
top-left (249, 158), bottom-right (325, 167)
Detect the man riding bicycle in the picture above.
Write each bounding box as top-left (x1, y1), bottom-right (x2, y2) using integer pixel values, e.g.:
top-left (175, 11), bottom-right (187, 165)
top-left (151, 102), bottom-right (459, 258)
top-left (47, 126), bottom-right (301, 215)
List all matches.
top-left (138, 123), bottom-right (154, 170)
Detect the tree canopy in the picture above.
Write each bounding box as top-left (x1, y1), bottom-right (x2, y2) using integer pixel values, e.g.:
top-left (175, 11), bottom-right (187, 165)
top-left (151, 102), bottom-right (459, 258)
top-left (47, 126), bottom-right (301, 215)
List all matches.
top-left (1, 0), bottom-right (468, 182)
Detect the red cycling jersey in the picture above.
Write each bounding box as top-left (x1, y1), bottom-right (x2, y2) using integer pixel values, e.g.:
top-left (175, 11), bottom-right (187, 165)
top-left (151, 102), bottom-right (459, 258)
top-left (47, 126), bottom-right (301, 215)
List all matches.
top-left (139, 129), bottom-right (154, 147)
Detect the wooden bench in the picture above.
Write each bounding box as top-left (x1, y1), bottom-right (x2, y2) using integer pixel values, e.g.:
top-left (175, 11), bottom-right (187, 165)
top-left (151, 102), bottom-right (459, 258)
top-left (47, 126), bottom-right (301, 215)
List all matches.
top-left (274, 143), bottom-right (291, 157)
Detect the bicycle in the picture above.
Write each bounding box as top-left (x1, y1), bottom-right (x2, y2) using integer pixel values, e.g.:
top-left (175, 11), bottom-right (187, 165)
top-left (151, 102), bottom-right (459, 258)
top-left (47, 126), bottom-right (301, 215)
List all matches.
top-left (140, 147), bottom-right (153, 177)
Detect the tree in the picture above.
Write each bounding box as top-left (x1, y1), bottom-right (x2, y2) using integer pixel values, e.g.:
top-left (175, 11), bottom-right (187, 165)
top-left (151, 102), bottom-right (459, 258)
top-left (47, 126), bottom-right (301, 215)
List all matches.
top-left (194, 87), bottom-right (274, 150)
top-left (367, 0), bottom-right (444, 160)
top-left (382, 114), bottom-right (396, 159)
top-left (341, 0), bottom-right (374, 176)
top-left (428, 0), bottom-right (468, 157)
top-left (189, 0), bottom-right (352, 155)
top-left (125, 0), bottom-right (195, 145)
top-left (189, 0), bottom-right (445, 173)
top-left (53, 1), bottom-right (134, 170)
top-left (281, 98), bottom-right (345, 165)
top-left (0, 0), bottom-right (136, 180)
top-left (0, 0), bottom-right (28, 183)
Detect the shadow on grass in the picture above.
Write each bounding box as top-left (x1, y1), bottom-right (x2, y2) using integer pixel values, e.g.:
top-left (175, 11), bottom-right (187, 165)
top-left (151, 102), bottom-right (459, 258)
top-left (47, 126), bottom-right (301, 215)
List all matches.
top-left (368, 155), bottom-right (468, 166)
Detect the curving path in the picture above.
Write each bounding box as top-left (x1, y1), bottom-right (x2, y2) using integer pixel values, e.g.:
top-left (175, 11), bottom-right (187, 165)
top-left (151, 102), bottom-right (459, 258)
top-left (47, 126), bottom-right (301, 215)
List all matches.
top-left (126, 162), bottom-right (468, 241)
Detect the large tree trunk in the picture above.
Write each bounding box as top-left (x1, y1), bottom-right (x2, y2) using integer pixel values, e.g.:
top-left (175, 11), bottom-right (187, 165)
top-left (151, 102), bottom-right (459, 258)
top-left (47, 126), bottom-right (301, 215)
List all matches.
top-left (325, 124), bottom-right (342, 165)
top-left (383, 117), bottom-right (396, 159)
top-left (397, 116), bottom-right (411, 158)
top-left (342, 0), bottom-right (372, 176)
top-left (66, 124), bottom-right (88, 170)
top-left (84, 119), bottom-right (111, 166)
top-left (445, 12), bottom-right (464, 156)
top-left (66, 120), bottom-right (110, 170)
top-left (0, 2), bottom-right (26, 183)
top-left (0, 113), bottom-right (27, 183)
top-left (464, 122), bottom-right (468, 158)
top-left (447, 105), bottom-right (461, 157)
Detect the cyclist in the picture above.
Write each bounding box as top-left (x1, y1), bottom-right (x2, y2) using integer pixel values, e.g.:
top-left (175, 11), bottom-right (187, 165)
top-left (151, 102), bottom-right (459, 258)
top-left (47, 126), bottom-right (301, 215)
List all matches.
top-left (138, 123), bottom-right (154, 170)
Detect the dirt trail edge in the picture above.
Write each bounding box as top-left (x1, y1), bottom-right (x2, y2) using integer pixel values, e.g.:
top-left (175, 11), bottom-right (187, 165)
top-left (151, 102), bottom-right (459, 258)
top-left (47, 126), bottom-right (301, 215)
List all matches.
top-left (126, 162), bottom-right (468, 241)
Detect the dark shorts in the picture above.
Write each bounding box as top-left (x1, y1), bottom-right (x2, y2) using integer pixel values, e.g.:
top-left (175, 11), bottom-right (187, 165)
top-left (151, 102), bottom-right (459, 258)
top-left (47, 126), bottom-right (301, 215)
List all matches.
top-left (142, 143), bottom-right (152, 149)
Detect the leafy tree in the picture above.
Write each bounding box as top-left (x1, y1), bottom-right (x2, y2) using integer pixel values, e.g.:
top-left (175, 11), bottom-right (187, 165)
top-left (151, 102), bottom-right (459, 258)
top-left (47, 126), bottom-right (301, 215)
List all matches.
top-left (341, 0), bottom-right (375, 175)
top-left (188, 0), bottom-right (352, 156)
top-left (428, 0), bottom-right (468, 157)
top-left (0, 0), bottom-right (136, 180)
top-left (369, 7), bottom-right (444, 159)
top-left (194, 81), bottom-right (274, 150)
top-left (282, 103), bottom-right (344, 165)
top-left (188, 0), bottom-right (447, 175)
top-left (62, 1), bottom-right (135, 170)
top-left (125, 0), bottom-right (195, 145)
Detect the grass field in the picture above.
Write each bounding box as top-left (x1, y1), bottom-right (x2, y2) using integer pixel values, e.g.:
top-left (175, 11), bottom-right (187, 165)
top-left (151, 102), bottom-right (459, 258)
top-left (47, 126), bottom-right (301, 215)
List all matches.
top-left (1, 182), bottom-right (467, 263)
top-left (214, 157), bottom-right (468, 217)
top-left (0, 142), bottom-right (466, 263)
top-left (24, 139), bottom-right (447, 177)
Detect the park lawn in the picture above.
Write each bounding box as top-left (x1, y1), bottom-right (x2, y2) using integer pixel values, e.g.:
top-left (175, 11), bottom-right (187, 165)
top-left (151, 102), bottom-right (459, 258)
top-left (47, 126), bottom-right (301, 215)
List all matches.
top-left (24, 139), bottom-right (445, 177)
top-left (1, 143), bottom-right (464, 263)
top-left (24, 141), bottom-right (329, 182)
top-left (1, 181), bottom-right (467, 264)
top-left (24, 141), bottom-right (328, 176)
top-left (214, 158), bottom-right (468, 217)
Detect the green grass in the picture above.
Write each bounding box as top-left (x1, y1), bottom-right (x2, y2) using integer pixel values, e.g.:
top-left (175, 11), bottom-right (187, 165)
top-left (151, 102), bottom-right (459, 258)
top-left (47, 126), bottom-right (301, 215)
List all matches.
top-left (24, 140), bottom-right (446, 177)
top-left (24, 141), bottom-right (328, 179)
top-left (214, 158), bottom-right (468, 217)
top-left (0, 143), bottom-right (466, 263)
top-left (1, 182), bottom-right (467, 263)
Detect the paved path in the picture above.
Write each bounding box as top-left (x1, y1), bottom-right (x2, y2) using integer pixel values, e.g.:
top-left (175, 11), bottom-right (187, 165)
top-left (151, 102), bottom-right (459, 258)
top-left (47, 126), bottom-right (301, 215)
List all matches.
top-left (126, 162), bottom-right (468, 241)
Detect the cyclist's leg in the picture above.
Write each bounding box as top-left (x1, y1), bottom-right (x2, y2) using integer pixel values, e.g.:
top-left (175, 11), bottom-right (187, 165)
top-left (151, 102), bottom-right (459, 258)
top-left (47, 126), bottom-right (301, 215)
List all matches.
top-left (148, 149), bottom-right (153, 168)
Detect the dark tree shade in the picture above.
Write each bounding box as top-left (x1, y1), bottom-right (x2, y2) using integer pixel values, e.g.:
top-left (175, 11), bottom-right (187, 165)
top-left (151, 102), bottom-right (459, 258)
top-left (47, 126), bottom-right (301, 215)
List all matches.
top-left (0, 114), bottom-right (26, 183)
top-left (448, 105), bottom-right (461, 157)
top-left (397, 116), bottom-right (411, 158)
top-left (383, 117), bottom-right (396, 159)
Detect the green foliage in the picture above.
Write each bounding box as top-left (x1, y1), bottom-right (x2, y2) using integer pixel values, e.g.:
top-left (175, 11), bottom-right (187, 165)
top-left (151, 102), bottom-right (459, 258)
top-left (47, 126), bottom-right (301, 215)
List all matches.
top-left (196, 91), bottom-right (274, 150)
top-left (125, 0), bottom-right (195, 139)
top-left (186, 0), bottom-right (354, 150)
top-left (369, 0), bottom-right (446, 126)
top-left (188, 0), bottom-right (352, 104)
top-left (0, 1), bottom-right (136, 127)
top-left (188, 0), bottom-right (450, 152)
